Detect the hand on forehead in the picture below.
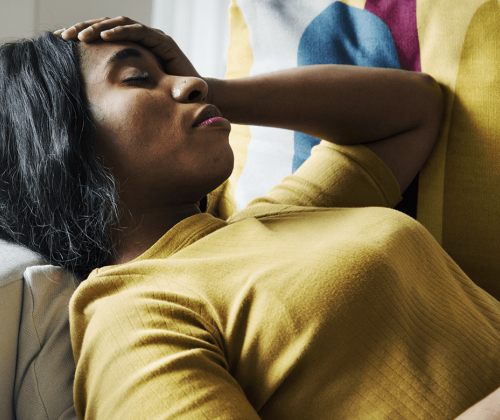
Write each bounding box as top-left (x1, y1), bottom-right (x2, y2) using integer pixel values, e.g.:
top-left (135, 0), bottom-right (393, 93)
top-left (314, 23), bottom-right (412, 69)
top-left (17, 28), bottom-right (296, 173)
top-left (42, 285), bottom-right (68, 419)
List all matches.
top-left (54, 16), bottom-right (201, 78)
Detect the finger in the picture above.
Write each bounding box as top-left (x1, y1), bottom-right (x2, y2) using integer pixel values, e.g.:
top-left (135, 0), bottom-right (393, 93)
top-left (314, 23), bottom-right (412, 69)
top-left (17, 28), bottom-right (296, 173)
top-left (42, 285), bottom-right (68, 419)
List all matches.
top-left (99, 23), bottom-right (157, 45)
top-left (53, 17), bottom-right (108, 35)
top-left (59, 17), bottom-right (110, 40)
top-left (98, 24), bottom-right (174, 63)
top-left (99, 24), bottom-right (174, 57)
top-left (76, 16), bottom-right (138, 42)
top-left (97, 23), bottom-right (200, 77)
top-left (53, 28), bottom-right (66, 36)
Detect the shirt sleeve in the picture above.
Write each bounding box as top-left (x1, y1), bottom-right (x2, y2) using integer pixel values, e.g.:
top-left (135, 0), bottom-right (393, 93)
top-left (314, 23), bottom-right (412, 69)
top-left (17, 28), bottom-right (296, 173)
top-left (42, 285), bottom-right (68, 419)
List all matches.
top-left (263, 140), bottom-right (402, 209)
top-left (69, 274), bottom-right (261, 420)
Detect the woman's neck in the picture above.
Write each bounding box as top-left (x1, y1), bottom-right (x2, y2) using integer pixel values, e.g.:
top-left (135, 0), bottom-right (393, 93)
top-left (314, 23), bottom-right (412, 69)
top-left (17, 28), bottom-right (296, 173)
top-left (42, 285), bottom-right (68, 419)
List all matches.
top-left (108, 203), bottom-right (201, 265)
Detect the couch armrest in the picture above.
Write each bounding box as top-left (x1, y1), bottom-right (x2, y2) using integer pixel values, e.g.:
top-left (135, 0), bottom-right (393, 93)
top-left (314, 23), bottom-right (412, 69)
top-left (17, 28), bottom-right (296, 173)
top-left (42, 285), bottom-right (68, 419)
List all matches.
top-left (0, 278), bottom-right (23, 420)
top-left (0, 240), bottom-right (44, 420)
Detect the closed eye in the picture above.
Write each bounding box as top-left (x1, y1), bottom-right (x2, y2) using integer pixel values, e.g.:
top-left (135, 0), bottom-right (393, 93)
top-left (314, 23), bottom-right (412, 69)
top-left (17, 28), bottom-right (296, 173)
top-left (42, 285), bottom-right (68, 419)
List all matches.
top-left (122, 75), bottom-right (150, 85)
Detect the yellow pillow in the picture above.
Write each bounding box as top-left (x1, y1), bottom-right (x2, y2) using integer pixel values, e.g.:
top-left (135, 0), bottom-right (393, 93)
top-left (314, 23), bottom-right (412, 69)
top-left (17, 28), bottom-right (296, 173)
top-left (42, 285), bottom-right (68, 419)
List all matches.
top-left (213, 0), bottom-right (500, 300)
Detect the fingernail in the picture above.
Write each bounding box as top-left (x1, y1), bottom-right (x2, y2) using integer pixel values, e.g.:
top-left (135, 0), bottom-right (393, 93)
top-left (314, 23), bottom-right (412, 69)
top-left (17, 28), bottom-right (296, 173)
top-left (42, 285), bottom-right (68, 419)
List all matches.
top-left (65, 26), bottom-right (76, 35)
top-left (101, 29), bottom-right (114, 36)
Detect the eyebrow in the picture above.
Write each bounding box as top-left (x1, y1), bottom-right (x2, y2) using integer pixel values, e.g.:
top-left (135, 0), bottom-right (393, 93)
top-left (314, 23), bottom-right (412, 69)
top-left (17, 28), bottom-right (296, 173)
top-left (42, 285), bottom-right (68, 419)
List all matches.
top-left (106, 48), bottom-right (142, 67)
top-left (105, 47), bottom-right (164, 72)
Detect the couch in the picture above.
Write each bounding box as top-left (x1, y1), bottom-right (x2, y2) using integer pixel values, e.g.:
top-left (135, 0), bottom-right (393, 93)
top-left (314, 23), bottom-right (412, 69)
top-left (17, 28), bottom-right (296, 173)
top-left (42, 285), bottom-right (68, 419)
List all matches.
top-left (2, 0), bottom-right (500, 418)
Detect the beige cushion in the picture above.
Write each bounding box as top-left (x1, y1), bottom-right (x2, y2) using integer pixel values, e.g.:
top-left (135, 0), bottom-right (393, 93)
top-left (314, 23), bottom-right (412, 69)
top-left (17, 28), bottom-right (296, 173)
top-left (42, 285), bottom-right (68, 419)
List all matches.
top-left (0, 240), bottom-right (43, 420)
top-left (0, 278), bottom-right (23, 420)
top-left (0, 239), bottom-right (78, 420)
top-left (14, 265), bottom-right (78, 420)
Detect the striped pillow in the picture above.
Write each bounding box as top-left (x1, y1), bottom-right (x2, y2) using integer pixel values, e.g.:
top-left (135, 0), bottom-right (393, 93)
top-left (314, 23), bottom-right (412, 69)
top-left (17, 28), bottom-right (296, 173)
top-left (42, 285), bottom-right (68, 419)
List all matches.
top-left (211, 0), bottom-right (500, 300)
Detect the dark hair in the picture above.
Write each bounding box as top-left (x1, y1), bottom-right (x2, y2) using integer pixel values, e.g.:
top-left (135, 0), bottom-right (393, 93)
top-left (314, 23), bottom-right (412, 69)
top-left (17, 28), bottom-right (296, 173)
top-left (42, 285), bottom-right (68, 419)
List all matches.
top-left (0, 32), bottom-right (119, 280)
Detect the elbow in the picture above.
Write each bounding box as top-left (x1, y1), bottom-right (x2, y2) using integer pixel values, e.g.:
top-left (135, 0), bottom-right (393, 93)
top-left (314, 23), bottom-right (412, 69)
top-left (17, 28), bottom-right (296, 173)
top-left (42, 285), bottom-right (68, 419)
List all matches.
top-left (417, 73), bottom-right (444, 147)
top-left (420, 73), bottom-right (444, 124)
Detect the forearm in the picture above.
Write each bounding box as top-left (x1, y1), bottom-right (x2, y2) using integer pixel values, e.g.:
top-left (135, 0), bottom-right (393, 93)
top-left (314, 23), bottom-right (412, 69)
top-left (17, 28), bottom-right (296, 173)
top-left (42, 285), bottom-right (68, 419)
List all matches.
top-left (207, 64), bottom-right (442, 146)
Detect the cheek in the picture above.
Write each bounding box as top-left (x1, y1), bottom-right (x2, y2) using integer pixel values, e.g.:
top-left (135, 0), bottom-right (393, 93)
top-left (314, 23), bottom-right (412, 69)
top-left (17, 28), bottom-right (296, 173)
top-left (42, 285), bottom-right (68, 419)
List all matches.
top-left (96, 93), bottom-right (172, 151)
top-left (101, 96), bottom-right (152, 140)
top-left (93, 96), bottom-right (188, 179)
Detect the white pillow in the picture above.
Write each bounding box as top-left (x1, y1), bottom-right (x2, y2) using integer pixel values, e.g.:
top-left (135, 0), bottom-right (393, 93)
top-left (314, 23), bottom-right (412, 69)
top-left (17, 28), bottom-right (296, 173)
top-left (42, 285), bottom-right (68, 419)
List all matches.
top-left (0, 239), bottom-right (78, 420)
top-left (15, 264), bottom-right (79, 420)
top-left (0, 240), bottom-right (44, 420)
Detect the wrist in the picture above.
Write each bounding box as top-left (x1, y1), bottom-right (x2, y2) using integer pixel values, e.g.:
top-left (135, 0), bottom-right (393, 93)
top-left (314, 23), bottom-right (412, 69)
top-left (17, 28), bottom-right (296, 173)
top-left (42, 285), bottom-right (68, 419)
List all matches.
top-left (203, 77), bottom-right (226, 113)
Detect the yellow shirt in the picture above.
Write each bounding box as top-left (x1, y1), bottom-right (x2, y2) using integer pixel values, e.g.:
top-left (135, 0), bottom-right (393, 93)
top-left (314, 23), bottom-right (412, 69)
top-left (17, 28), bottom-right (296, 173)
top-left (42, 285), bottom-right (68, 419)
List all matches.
top-left (70, 141), bottom-right (500, 420)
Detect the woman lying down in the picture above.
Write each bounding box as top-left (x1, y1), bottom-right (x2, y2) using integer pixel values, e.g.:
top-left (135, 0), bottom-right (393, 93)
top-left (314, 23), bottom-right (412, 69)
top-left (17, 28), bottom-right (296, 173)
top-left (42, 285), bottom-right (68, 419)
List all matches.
top-left (1, 16), bottom-right (499, 420)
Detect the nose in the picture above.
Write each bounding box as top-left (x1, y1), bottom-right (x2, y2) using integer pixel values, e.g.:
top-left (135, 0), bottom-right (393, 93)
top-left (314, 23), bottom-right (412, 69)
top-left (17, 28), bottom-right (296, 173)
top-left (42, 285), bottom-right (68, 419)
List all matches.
top-left (172, 76), bottom-right (208, 103)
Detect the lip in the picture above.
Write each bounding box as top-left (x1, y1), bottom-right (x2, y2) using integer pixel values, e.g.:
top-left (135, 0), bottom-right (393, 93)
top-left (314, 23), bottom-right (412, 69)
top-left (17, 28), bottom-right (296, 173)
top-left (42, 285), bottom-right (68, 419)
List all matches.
top-left (195, 116), bottom-right (232, 130)
top-left (192, 104), bottom-right (224, 127)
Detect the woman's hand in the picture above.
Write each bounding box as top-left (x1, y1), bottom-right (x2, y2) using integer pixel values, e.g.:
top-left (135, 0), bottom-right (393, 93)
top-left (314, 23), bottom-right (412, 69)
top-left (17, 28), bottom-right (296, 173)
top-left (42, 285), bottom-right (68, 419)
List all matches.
top-left (54, 17), bottom-right (201, 79)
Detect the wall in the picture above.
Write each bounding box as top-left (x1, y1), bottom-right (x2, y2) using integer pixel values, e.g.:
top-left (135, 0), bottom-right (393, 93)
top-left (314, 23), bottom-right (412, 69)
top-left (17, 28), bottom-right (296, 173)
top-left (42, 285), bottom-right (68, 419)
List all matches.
top-left (151, 0), bottom-right (230, 79)
top-left (0, 0), bottom-right (152, 42)
top-left (0, 0), bottom-right (230, 79)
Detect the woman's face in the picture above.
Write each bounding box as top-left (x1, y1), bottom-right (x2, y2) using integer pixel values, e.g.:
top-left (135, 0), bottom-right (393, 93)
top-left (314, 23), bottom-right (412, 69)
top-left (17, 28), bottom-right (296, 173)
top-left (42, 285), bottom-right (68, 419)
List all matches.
top-left (78, 41), bottom-right (233, 210)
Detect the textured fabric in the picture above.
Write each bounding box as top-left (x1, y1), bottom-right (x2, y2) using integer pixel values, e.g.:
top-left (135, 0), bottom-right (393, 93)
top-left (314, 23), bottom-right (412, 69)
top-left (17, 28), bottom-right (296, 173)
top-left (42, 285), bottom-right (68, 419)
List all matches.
top-left (0, 239), bottom-right (77, 420)
top-left (293, 2), bottom-right (401, 172)
top-left (439, 1), bottom-right (500, 298)
top-left (71, 142), bottom-right (500, 420)
top-left (14, 265), bottom-right (78, 420)
top-left (0, 240), bottom-right (44, 420)
top-left (216, 0), bottom-right (500, 301)
top-left (0, 279), bottom-right (22, 420)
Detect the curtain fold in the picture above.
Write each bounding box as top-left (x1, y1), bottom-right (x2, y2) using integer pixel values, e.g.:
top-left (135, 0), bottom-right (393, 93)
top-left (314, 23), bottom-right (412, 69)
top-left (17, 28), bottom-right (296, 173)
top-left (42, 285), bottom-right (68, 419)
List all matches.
top-left (152, 0), bottom-right (230, 79)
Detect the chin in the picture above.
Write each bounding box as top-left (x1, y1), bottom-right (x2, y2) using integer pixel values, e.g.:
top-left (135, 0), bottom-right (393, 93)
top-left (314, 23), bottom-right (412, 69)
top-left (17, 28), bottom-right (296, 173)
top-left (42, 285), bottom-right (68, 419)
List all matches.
top-left (213, 147), bottom-right (234, 181)
top-left (197, 147), bottom-right (234, 197)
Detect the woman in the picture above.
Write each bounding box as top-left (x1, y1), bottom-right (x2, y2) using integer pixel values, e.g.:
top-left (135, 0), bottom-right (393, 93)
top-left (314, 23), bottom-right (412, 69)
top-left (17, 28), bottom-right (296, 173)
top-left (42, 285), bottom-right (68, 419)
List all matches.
top-left (1, 16), bottom-right (499, 419)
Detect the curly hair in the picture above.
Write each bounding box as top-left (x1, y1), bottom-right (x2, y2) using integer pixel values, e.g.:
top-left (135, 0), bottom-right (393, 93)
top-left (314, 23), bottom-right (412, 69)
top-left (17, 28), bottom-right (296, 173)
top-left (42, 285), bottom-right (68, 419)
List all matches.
top-left (0, 32), bottom-right (120, 280)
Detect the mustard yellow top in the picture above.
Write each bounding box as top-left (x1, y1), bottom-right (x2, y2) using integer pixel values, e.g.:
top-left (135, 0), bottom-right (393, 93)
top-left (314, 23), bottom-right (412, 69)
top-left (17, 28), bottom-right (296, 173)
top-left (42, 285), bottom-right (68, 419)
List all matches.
top-left (70, 141), bottom-right (500, 420)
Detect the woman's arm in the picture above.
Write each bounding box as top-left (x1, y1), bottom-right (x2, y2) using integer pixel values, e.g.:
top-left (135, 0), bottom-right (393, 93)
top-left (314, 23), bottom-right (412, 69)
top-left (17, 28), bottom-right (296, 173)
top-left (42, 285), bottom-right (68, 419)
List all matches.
top-left (58, 17), bottom-right (443, 194)
top-left (207, 67), bottom-right (444, 193)
top-left (207, 66), bottom-right (441, 146)
top-left (70, 275), bottom-right (261, 420)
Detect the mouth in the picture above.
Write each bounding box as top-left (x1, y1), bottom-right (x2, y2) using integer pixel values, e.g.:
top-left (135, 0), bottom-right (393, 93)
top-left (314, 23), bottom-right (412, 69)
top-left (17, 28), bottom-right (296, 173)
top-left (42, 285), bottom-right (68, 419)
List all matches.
top-left (192, 105), bottom-right (224, 127)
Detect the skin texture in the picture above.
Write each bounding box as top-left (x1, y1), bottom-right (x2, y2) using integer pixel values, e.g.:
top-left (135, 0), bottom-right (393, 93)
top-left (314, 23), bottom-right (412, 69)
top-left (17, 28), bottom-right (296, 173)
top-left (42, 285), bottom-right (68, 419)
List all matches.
top-left (78, 40), bottom-right (233, 264)
top-left (54, 18), bottom-right (500, 420)
top-left (58, 16), bottom-right (443, 262)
